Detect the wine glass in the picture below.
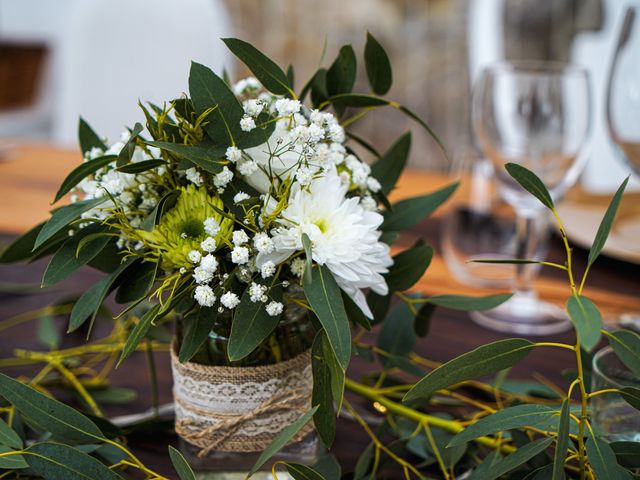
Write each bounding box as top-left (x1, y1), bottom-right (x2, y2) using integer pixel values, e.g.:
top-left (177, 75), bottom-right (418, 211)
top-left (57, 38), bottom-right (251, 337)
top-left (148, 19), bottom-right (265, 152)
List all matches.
top-left (606, 5), bottom-right (640, 331)
top-left (471, 62), bottom-right (591, 335)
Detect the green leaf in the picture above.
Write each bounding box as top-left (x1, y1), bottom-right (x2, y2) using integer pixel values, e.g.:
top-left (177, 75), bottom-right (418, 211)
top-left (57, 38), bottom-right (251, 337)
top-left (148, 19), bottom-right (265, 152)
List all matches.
top-left (0, 445), bottom-right (28, 469)
top-left (403, 338), bottom-right (534, 403)
top-left (505, 163), bottom-right (554, 210)
top-left (396, 105), bottom-right (448, 159)
top-left (115, 159), bottom-right (166, 174)
top-left (0, 222), bottom-right (45, 263)
top-left (0, 373), bottom-right (104, 444)
top-left (414, 302), bottom-right (435, 337)
top-left (370, 132), bottom-right (411, 195)
top-left (179, 308), bottom-right (218, 363)
top-left (619, 387), bottom-right (640, 410)
top-left (329, 93), bottom-right (389, 108)
top-left (248, 407), bottom-right (318, 476)
top-left (382, 182), bottom-right (459, 231)
top-left (449, 405), bottom-right (557, 447)
top-left (586, 433), bottom-right (631, 480)
top-left (309, 69), bottom-right (329, 107)
top-left (37, 314), bottom-right (60, 350)
top-left (68, 258), bottom-right (135, 334)
top-left (286, 64), bottom-right (295, 86)
top-left (54, 155), bottom-right (116, 203)
top-left (78, 117), bottom-right (106, 154)
top-left (364, 32), bottom-right (392, 95)
top-left (118, 303), bottom-right (162, 365)
top-left (342, 290), bottom-right (371, 330)
top-left (378, 302), bottom-right (416, 366)
top-left (588, 177), bottom-right (629, 268)
top-left (385, 242), bottom-right (433, 292)
top-left (301, 233), bottom-right (313, 282)
top-left (91, 386), bottom-right (137, 404)
top-left (311, 333), bottom-right (337, 447)
top-left (34, 196), bottom-right (108, 250)
top-left (0, 418), bottom-right (22, 449)
top-left (566, 294), bottom-right (602, 352)
top-left (169, 445), bottom-right (196, 480)
top-left (25, 442), bottom-right (122, 480)
top-left (222, 38), bottom-right (293, 97)
top-left (285, 463), bottom-right (326, 480)
top-left (42, 224), bottom-right (112, 287)
top-left (140, 190), bottom-right (180, 231)
top-left (470, 437), bottom-right (554, 480)
top-left (367, 291), bottom-right (391, 325)
top-left (228, 286), bottom-right (281, 361)
top-left (607, 329), bottom-right (640, 377)
top-left (312, 454), bottom-right (341, 479)
top-left (115, 261), bottom-right (158, 304)
top-left (611, 441), bottom-right (640, 468)
top-left (426, 293), bottom-right (513, 311)
top-left (303, 265), bottom-right (351, 370)
top-left (116, 123), bottom-right (143, 167)
top-left (148, 141), bottom-right (226, 174)
top-left (552, 399), bottom-right (570, 480)
top-left (327, 45), bottom-right (357, 96)
top-left (353, 442), bottom-right (374, 479)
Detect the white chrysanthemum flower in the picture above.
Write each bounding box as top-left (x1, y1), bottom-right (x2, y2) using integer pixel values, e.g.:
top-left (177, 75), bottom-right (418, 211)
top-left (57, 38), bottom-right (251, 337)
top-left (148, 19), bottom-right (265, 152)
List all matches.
top-left (240, 115), bottom-right (256, 132)
top-left (225, 146), bottom-right (242, 163)
top-left (261, 261), bottom-right (276, 278)
top-left (185, 167), bottom-right (203, 186)
top-left (201, 237), bottom-right (217, 253)
top-left (249, 282), bottom-right (268, 302)
top-left (257, 173), bottom-right (392, 318)
top-left (188, 250), bottom-right (202, 263)
top-left (265, 301), bottom-right (283, 316)
top-left (199, 254), bottom-right (218, 273)
top-left (290, 258), bottom-right (306, 277)
top-left (232, 230), bottom-right (249, 246)
top-left (194, 285), bottom-right (216, 307)
top-left (204, 217), bottom-right (220, 237)
top-left (214, 166), bottom-right (233, 189)
top-left (193, 266), bottom-right (214, 284)
top-left (220, 291), bottom-right (241, 309)
top-left (234, 191), bottom-right (250, 203)
top-left (231, 246), bottom-right (250, 264)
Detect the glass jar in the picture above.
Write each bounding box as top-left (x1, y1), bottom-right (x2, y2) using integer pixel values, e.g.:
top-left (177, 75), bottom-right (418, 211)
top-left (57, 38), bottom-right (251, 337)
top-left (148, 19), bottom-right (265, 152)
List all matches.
top-left (174, 296), bottom-right (320, 479)
top-left (591, 346), bottom-right (640, 442)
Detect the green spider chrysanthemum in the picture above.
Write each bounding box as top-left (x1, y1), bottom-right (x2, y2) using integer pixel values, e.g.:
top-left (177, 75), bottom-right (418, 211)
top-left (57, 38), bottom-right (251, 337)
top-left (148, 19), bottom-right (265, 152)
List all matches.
top-left (139, 184), bottom-right (233, 269)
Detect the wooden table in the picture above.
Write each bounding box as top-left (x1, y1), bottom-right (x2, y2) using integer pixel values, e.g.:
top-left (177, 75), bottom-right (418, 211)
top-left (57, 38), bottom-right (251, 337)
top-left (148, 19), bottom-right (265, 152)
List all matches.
top-left (1, 145), bottom-right (639, 477)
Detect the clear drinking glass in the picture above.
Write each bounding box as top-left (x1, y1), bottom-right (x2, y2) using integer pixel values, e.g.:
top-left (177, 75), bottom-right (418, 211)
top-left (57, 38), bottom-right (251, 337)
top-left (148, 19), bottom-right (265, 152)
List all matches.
top-left (471, 62), bottom-right (591, 335)
top-left (606, 5), bottom-right (640, 332)
top-left (591, 347), bottom-right (640, 442)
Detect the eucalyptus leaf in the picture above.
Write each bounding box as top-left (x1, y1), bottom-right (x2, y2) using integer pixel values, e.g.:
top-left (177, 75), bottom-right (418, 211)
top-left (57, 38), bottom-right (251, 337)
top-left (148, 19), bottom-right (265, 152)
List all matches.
top-left (37, 315), bottom-right (60, 351)
top-left (404, 338), bottom-right (534, 403)
top-left (619, 387), bottom-right (640, 410)
top-left (353, 442), bottom-right (374, 480)
top-left (0, 418), bottom-right (22, 449)
top-left (608, 329), bottom-right (640, 377)
top-left (370, 132), bottom-right (411, 195)
top-left (54, 155), bottom-right (116, 203)
top-left (140, 190), bottom-right (180, 231)
top-left (0, 222), bottom-right (45, 263)
top-left (364, 32), bottom-right (392, 95)
top-left (148, 141), bottom-right (226, 174)
top-left (116, 122), bottom-right (143, 167)
top-left (588, 177), bottom-right (629, 268)
top-left (115, 261), bottom-right (159, 304)
top-left (90, 387), bottom-right (137, 404)
top-left (0, 445), bottom-right (28, 469)
top-left (180, 308), bottom-right (218, 363)
top-left (505, 163), bottom-right (554, 210)
top-left (42, 224), bottom-right (112, 287)
top-left (34, 196), bottom-right (108, 250)
top-left (611, 441), bottom-right (640, 468)
top-left (378, 302), bottom-right (416, 366)
top-left (228, 286), bottom-right (281, 361)
top-left (78, 117), bottom-right (107, 154)
top-left (552, 399), bottom-right (570, 480)
top-left (414, 302), bottom-right (435, 337)
top-left (566, 294), bottom-right (602, 352)
top-left (327, 45), bottom-right (357, 96)
top-left (385, 243), bottom-right (433, 292)
top-left (586, 434), bottom-right (630, 480)
top-left (169, 445), bottom-right (196, 480)
top-left (26, 442), bottom-right (122, 480)
top-left (118, 303), bottom-right (162, 365)
top-left (311, 332), bottom-right (337, 447)
top-left (329, 93), bottom-right (389, 108)
top-left (301, 233), bottom-right (313, 282)
top-left (0, 373), bottom-right (104, 444)
top-left (303, 265), bottom-right (351, 370)
top-left (285, 463), bottom-right (326, 480)
top-left (342, 290), bottom-right (371, 330)
top-left (470, 437), bottom-right (554, 480)
top-left (248, 407), bottom-right (318, 475)
top-left (382, 182), bottom-right (459, 231)
top-left (426, 293), bottom-right (513, 311)
top-left (115, 159), bottom-right (167, 174)
top-left (222, 38), bottom-right (293, 97)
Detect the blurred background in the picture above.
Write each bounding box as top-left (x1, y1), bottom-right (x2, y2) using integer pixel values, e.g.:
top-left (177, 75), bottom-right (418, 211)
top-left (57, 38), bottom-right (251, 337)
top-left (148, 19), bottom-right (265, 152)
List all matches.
top-left (0, 0), bottom-right (634, 191)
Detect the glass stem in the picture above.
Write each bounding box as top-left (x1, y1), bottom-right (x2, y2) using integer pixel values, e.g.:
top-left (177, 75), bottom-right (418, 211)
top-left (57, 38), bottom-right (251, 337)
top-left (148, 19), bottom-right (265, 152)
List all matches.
top-left (513, 210), bottom-right (544, 297)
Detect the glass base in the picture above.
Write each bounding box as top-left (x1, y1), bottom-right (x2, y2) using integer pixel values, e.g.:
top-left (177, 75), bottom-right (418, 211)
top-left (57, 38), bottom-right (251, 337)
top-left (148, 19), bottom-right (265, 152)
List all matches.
top-left (179, 432), bottom-right (320, 478)
top-left (470, 293), bottom-right (571, 335)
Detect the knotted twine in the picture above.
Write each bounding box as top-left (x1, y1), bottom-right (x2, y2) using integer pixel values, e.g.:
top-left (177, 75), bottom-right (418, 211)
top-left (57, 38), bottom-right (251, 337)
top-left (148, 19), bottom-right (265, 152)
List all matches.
top-left (170, 343), bottom-right (314, 457)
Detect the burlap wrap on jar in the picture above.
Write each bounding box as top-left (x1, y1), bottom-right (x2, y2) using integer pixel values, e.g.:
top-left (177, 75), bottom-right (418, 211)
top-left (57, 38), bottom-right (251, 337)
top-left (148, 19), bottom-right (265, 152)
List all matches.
top-left (171, 344), bottom-right (314, 457)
